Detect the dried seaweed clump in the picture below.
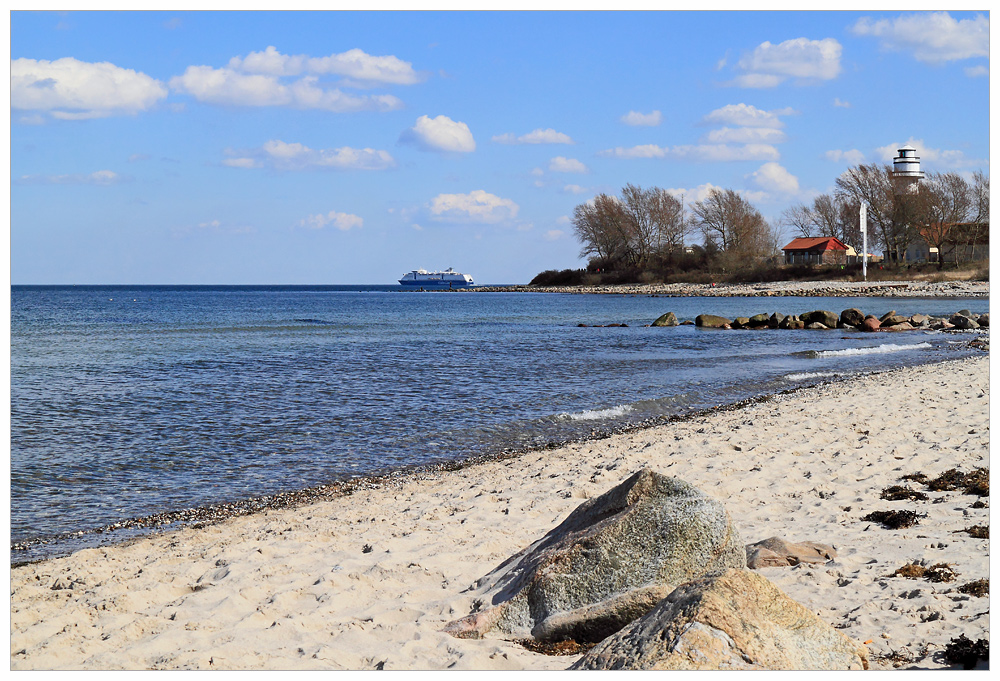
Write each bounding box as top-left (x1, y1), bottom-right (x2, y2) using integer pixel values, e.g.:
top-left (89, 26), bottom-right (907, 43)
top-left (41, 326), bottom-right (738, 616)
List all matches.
top-left (957, 579), bottom-right (989, 598)
top-left (890, 562), bottom-right (957, 583)
top-left (861, 510), bottom-right (922, 529)
top-left (518, 639), bottom-right (597, 656)
top-left (880, 486), bottom-right (928, 502)
top-left (900, 473), bottom-right (928, 484)
top-left (958, 525), bottom-right (989, 539)
top-left (943, 635), bottom-right (989, 670)
top-left (924, 467), bottom-right (989, 495)
top-left (961, 468), bottom-right (989, 497)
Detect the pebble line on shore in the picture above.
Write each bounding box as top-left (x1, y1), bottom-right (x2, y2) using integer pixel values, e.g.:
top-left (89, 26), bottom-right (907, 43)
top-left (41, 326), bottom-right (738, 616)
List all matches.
top-left (460, 281), bottom-right (989, 298)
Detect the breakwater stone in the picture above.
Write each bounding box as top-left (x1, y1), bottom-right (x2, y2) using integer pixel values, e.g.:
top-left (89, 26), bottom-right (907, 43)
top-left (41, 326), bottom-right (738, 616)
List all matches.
top-left (651, 312), bottom-right (678, 327)
top-left (695, 314), bottom-right (731, 328)
top-left (442, 470), bottom-right (745, 643)
top-left (572, 568), bottom-right (869, 670)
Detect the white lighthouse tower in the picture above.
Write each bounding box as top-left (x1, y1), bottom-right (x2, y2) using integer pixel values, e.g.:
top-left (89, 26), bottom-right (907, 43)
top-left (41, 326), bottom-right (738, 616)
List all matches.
top-left (891, 145), bottom-right (925, 195)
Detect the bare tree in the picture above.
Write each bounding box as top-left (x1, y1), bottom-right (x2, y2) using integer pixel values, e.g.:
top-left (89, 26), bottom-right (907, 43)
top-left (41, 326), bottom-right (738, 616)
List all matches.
top-left (571, 193), bottom-right (631, 266)
top-left (648, 188), bottom-right (688, 258)
top-left (781, 203), bottom-right (813, 238)
top-left (916, 172), bottom-right (973, 269)
top-left (834, 163), bottom-right (912, 261)
top-left (620, 184), bottom-right (658, 266)
top-left (690, 188), bottom-right (772, 258)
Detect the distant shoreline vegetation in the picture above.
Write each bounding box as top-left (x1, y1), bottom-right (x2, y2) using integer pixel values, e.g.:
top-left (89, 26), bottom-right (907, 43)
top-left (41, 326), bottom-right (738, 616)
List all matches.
top-left (539, 167), bottom-right (988, 287)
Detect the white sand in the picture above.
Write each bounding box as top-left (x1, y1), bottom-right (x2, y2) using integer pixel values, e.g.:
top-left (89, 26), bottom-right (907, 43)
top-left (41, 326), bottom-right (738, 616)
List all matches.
top-left (10, 356), bottom-right (990, 670)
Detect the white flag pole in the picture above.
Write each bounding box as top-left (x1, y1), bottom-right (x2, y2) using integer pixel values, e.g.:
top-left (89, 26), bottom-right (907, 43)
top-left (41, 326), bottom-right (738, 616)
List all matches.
top-left (860, 203), bottom-right (868, 282)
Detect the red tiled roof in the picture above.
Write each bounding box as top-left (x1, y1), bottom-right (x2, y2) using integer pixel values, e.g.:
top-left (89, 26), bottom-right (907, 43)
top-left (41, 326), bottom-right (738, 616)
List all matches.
top-left (782, 237), bottom-right (848, 252)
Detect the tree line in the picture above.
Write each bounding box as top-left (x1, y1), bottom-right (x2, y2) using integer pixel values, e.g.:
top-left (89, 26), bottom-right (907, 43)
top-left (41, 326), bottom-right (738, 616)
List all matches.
top-left (783, 165), bottom-right (989, 269)
top-left (572, 184), bottom-right (780, 275)
top-left (571, 164), bottom-right (989, 277)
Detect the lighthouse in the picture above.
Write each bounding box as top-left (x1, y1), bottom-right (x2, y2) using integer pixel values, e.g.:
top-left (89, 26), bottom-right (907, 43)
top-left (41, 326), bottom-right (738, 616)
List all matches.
top-left (891, 145), bottom-right (924, 195)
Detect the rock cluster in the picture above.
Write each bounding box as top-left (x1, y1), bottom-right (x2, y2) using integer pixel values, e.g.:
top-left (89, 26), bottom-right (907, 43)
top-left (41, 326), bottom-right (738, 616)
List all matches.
top-left (443, 470), bottom-right (745, 643)
top-left (571, 568), bottom-right (868, 670)
top-left (670, 308), bottom-right (989, 332)
top-left (445, 471), bottom-right (867, 670)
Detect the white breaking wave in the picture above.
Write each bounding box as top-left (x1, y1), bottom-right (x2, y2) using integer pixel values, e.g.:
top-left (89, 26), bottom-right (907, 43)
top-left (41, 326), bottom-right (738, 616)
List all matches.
top-left (814, 342), bottom-right (932, 358)
top-left (562, 404), bottom-right (633, 421)
top-left (784, 371), bottom-right (837, 382)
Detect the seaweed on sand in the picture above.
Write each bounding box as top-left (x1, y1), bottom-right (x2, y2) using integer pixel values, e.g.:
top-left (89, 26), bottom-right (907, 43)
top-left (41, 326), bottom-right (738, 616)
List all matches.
top-left (518, 639), bottom-right (597, 656)
top-left (957, 579), bottom-right (989, 598)
top-left (861, 510), bottom-right (922, 529)
top-left (880, 486), bottom-right (929, 501)
top-left (889, 562), bottom-right (957, 583)
top-left (957, 525), bottom-right (989, 539)
top-left (943, 635), bottom-right (989, 670)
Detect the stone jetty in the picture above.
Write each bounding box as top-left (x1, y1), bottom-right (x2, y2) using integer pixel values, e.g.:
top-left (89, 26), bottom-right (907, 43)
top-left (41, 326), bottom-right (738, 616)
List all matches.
top-left (658, 308), bottom-right (990, 332)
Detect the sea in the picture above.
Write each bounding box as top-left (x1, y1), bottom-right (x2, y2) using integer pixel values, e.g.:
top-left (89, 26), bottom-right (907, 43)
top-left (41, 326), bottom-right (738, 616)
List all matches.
top-left (10, 285), bottom-right (989, 563)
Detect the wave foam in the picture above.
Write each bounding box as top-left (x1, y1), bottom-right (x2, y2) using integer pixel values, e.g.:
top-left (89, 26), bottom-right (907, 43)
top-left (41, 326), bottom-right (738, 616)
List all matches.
top-left (562, 405), bottom-right (633, 421)
top-left (814, 342), bottom-right (932, 358)
top-left (784, 371), bottom-right (837, 382)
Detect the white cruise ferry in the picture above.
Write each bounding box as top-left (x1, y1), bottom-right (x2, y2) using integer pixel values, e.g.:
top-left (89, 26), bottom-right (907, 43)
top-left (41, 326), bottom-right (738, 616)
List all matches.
top-left (398, 268), bottom-right (475, 287)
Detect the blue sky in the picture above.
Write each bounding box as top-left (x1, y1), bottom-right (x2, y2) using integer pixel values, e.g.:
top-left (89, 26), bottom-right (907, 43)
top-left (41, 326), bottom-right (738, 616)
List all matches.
top-left (9, 10), bottom-right (991, 284)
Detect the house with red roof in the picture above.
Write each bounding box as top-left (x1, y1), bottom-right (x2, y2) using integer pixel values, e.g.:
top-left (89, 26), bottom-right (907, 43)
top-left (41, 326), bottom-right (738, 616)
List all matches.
top-left (781, 237), bottom-right (850, 265)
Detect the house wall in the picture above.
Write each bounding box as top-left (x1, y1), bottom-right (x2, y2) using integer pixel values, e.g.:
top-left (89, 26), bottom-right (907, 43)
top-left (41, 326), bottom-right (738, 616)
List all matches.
top-left (784, 249), bottom-right (847, 265)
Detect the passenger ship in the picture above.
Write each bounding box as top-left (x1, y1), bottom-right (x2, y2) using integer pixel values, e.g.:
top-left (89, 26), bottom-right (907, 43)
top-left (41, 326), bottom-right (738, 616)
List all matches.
top-left (398, 268), bottom-right (474, 287)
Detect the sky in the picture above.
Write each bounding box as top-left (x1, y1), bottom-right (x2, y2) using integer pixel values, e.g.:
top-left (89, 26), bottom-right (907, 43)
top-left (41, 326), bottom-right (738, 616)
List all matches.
top-left (8, 9), bottom-right (992, 284)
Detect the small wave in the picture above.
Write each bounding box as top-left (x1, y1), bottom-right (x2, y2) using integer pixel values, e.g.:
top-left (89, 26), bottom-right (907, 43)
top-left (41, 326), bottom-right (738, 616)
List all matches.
top-left (561, 405), bottom-right (633, 421)
top-left (813, 342), bottom-right (932, 358)
top-left (783, 371), bottom-right (837, 382)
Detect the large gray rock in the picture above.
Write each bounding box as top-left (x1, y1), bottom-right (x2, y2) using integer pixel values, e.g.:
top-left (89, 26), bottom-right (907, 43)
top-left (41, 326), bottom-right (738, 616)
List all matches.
top-left (696, 314), bottom-right (732, 328)
top-left (443, 470), bottom-right (745, 643)
top-left (977, 313), bottom-right (989, 327)
top-left (745, 536), bottom-right (837, 568)
top-left (950, 314), bottom-right (980, 329)
top-left (768, 312), bottom-right (785, 329)
top-left (840, 308), bottom-right (864, 327)
top-left (802, 310), bottom-right (838, 328)
top-left (572, 568), bottom-right (869, 670)
top-left (651, 312), bottom-right (679, 327)
top-left (880, 314), bottom-right (910, 327)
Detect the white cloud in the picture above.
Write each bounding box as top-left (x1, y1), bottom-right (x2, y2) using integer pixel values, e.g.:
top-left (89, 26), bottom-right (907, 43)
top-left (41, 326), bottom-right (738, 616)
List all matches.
top-left (224, 139), bottom-right (396, 171)
top-left (850, 12), bottom-right (989, 63)
top-left (563, 184), bottom-right (588, 194)
top-left (833, 98), bottom-right (851, 108)
top-left (549, 156), bottom-right (588, 173)
top-left (170, 66), bottom-right (401, 112)
top-left (428, 190), bottom-right (519, 224)
top-left (598, 144), bottom-right (668, 159)
top-left (492, 128), bottom-right (575, 144)
top-left (733, 37), bottom-right (842, 87)
top-left (222, 157), bottom-right (263, 169)
top-left (11, 57), bottom-right (167, 119)
top-left (748, 162), bottom-right (800, 195)
top-left (965, 65), bottom-right (989, 77)
top-left (529, 167), bottom-right (545, 176)
top-left (400, 115), bottom-right (476, 153)
top-left (825, 149), bottom-right (867, 165)
top-left (598, 143), bottom-right (778, 162)
top-left (671, 144), bottom-right (780, 162)
top-left (556, 215), bottom-right (571, 225)
top-left (620, 110), bottom-right (662, 127)
top-left (703, 127), bottom-right (786, 144)
top-left (544, 229), bottom-right (565, 241)
top-left (227, 46), bottom-right (423, 86)
top-left (875, 138), bottom-right (986, 169)
top-left (665, 183), bottom-right (725, 204)
top-left (299, 210), bottom-right (364, 231)
top-left (702, 103), bottom-right (791, 128)
top-left (17, 169), bottom-right (122, 185)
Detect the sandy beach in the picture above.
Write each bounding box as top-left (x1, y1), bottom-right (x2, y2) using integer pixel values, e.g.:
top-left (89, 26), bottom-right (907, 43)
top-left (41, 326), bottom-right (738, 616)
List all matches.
top-left (10, 354), bottom-right (989, 670)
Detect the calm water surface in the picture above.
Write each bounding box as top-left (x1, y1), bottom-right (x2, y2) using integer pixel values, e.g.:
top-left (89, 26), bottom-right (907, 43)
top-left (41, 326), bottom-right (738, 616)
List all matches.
top-left (10, 285), bottom-right (988, 561)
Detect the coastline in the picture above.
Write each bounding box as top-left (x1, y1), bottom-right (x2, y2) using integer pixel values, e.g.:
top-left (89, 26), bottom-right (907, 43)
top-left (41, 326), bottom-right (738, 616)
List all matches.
top-left (10, 354), bottom-right (989, 670)
top-left (467, 280), bottom-right (989, 298)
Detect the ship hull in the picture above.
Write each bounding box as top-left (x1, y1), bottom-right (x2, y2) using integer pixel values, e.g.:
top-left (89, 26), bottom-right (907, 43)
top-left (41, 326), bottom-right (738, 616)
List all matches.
top-left (398, 279), bottom-right (473, 287)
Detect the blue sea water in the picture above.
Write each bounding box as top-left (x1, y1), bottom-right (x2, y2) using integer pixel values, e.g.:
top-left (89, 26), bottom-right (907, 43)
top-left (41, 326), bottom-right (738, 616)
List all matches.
top-left (10, 285), bottom-right (988, 562)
